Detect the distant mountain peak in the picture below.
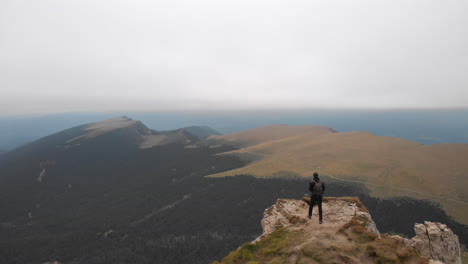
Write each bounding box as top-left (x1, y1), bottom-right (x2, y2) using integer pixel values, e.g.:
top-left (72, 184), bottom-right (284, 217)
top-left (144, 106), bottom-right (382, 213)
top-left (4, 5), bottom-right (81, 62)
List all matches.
top-left (84, 116), bottom-right (140, 131)
top-left (65, 116), bottom-right (146, 143)
top-left (0, 116), bottom-right (223, 166)
top-left (59, 116), bottom-right (220, 149)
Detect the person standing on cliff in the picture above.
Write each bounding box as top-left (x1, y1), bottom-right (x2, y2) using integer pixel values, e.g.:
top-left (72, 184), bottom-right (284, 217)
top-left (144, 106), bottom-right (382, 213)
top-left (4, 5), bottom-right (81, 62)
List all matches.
top-left (308, 172), bottom-right (325, 224)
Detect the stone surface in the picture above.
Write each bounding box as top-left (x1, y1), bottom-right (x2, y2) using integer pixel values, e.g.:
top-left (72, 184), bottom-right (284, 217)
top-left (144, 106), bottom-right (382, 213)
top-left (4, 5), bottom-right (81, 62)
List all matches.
top-left (255, 198), bottom-right (379, 242)
top-left (258, 199), bottom-right (462, 264)
top-left (356, 210), bottom-right (380, 236)
top-left (394, 221), bottom-right (462, 264)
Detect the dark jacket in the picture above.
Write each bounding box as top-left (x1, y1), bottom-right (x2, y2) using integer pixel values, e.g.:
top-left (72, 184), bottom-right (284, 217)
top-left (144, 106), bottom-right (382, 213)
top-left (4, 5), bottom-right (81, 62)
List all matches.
top-left (309, 180), bottom-right (325, 196)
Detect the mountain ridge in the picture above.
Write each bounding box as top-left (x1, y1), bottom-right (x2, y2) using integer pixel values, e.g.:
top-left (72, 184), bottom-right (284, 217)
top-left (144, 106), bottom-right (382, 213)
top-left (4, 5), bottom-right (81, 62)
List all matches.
top-left (0, 116), bottom-right (221, 164)
top-left (202, 124), bottom-right (335, 148)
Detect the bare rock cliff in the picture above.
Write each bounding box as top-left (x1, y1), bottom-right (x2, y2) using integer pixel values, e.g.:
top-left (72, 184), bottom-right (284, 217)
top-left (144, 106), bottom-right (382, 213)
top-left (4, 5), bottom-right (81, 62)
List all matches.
top-left (393, 221), bottom-right (462, 264)
top-left (214, 197), bottom-right (462, 264)
top-left (256, 197), bottom-right (380, 242)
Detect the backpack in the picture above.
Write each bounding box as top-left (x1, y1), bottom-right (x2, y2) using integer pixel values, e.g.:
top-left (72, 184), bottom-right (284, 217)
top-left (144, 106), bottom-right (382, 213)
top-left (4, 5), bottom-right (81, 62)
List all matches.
top-left (310, 181), bottom-right (324, 196)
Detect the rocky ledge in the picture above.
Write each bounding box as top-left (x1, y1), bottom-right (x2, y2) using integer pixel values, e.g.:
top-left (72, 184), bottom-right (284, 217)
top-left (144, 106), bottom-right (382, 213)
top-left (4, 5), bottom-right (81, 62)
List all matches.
top-left (214, 197), bottom-right (462, 264)
top-left (393, 221), bottom-right (462, 264)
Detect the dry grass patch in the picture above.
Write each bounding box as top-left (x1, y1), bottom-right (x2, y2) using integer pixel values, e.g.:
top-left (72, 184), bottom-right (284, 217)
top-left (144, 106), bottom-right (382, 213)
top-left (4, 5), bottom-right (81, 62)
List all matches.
top-left (338, 215), bottom-right (428, 264)
top-left (365, 235), bottom-right (428, 264)
top-left (212, 228), bottom-right (296, 264)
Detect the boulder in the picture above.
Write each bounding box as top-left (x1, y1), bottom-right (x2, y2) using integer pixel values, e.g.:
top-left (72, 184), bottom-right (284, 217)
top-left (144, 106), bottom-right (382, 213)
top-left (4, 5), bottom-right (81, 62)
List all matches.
top-left (394, 221), bottom-right (461, 264)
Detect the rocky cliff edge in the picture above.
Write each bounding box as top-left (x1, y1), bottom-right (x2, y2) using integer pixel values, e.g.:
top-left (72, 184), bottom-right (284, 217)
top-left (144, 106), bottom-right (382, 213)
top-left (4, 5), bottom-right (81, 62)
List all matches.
top-left (213, 197), bottom-right (461, 264)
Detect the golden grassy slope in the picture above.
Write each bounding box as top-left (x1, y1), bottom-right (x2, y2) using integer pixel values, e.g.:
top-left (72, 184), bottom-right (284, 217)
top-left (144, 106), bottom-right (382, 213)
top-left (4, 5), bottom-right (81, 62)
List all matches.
top-left (206, 126), bottom-right (468, 224)
top-left (204, 124), bottom-right (334, 147)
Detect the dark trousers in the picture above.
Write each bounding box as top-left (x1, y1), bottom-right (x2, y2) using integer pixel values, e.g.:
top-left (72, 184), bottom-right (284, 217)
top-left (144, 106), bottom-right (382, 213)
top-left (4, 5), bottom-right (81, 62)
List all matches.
top-left (308, 194), bottom-right (323, 220)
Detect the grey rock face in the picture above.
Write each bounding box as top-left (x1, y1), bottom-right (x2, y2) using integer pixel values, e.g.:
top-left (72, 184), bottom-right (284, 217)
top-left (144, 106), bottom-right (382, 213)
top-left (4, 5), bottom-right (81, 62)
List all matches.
top-left (254, 198), bottom-right (380, 242)
top-left (356, 211), bottom-right (380, 236)
top-left (258, 199), bottom-right (461, 264)
top-left (395, 221), bottom-right (461, 264)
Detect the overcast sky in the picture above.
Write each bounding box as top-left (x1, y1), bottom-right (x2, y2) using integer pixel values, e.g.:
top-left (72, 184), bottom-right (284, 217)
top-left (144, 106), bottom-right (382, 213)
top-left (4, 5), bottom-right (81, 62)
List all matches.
top-left (1, 0), bottom-right (467, 115)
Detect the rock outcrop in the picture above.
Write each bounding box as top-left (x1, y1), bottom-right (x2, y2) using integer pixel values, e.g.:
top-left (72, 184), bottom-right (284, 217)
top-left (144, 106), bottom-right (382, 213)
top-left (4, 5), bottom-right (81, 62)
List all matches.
top-left (214, 197), bottom-right (462, 264)
top-left (393, 221), bottom-right (462, 264)
top-left (256, 197), bottom-right (380, 242)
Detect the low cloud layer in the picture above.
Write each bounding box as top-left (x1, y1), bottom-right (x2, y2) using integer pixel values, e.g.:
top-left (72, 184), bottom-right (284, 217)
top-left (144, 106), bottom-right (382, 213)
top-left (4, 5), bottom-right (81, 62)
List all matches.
top-left (1, 0), bottom-right (467, 115)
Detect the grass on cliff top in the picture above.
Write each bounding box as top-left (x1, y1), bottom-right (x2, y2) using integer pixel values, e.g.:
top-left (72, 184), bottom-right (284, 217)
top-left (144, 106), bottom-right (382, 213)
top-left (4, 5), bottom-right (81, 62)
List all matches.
top-left (212, 227), bottom-right (294, 264)
top-left (213, 200), bottom-right (428, 264)
top-left (213, 227), bottom-right (427, 264)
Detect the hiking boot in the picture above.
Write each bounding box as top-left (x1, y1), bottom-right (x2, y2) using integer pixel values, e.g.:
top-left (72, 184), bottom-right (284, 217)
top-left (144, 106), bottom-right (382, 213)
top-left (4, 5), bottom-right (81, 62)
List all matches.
top-left (307, 215), bottom-right (311, 220)
top-left (319, 219), bottom-right (323, 224)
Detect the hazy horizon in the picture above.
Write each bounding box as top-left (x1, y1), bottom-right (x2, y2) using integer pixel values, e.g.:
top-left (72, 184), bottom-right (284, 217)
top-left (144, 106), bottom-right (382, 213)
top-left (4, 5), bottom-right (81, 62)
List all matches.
top-left (1, 106), bottom-right (468, 119)
top-left (1, 0), bottom-right (467, 115)
top-left (1, 109), bottom-right (467, 154)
